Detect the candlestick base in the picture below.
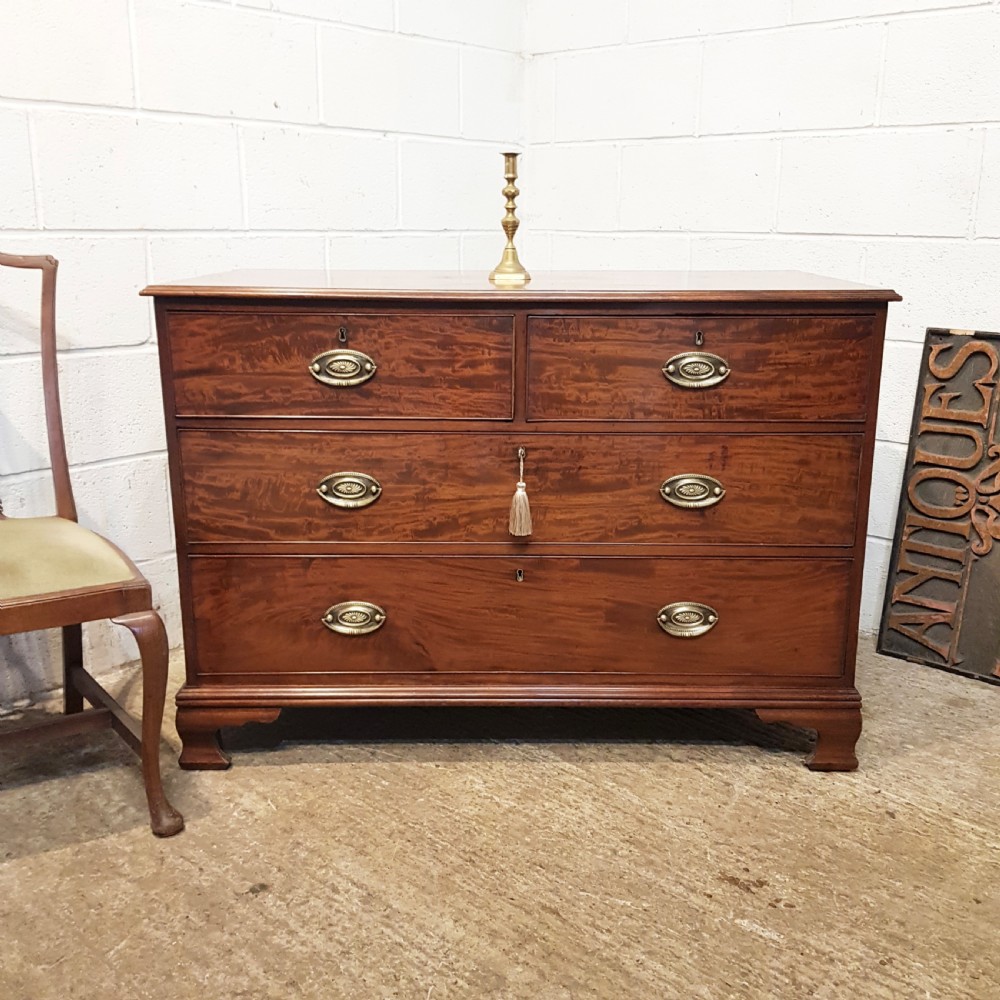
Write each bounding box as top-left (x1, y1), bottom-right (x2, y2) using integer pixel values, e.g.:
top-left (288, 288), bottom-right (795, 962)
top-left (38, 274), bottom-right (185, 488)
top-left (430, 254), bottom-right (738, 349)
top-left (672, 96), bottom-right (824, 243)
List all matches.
top-left (489, 246), bottom-right (531, 286)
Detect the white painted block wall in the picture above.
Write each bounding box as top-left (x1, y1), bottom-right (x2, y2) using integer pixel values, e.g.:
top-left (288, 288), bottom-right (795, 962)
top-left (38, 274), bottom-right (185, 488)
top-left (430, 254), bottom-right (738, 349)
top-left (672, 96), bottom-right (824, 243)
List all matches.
top-left (2, 0), bottom-right (999, 705)
top-left (524, 0), bottom-right (1000, 638)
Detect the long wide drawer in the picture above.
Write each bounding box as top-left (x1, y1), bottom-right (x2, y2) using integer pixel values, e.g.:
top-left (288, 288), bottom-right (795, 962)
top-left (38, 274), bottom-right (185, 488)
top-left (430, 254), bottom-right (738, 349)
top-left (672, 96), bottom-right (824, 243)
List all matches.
top-left (527, 314), bottom-right (874, 421)
top-left (164, 311), bottom-right (514, 418)
top-left (178, 431), bottom-right (862, 546)
top-left (188, 556), bottom-right (851, 679)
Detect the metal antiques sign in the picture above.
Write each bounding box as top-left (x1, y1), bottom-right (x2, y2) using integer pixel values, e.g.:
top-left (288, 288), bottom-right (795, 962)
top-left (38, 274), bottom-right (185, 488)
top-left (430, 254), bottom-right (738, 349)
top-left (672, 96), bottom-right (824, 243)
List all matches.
top-left (879, 328), bottom-right (1000, 684)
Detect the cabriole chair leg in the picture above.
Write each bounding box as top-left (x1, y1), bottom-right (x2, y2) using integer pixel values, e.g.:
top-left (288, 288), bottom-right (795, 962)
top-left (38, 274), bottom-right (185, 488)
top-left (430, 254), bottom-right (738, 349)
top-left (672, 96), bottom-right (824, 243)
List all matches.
top-left (114, 611), bottom-right (184, 837)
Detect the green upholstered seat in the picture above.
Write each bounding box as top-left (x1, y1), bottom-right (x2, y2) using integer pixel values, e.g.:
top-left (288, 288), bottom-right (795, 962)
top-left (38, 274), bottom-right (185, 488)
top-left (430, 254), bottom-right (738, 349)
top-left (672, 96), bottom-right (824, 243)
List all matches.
top-left (0, 517), bottom-right (135, 601)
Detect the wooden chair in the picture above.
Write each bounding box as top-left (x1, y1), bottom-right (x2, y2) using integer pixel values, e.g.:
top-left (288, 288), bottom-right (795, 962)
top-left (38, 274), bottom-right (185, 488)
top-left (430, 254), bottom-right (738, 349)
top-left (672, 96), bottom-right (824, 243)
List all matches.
top-left (0, 252), bottom-right (183, 837)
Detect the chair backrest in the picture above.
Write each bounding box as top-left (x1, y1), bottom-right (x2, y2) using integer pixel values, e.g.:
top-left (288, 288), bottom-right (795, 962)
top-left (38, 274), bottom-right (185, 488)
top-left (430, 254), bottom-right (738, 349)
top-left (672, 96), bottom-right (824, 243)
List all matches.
top-left (0, 252), bottom-right (76, 522)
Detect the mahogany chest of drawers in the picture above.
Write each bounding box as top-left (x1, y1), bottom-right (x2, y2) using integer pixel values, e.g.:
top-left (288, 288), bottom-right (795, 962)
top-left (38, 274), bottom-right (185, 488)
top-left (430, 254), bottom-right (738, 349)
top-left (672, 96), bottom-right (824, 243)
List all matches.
top-left (144, 270), bottom-right (899, 770)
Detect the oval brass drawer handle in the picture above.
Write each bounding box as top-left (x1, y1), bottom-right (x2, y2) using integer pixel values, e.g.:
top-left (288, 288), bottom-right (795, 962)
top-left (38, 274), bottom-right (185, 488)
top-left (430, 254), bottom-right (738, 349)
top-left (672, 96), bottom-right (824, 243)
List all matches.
top-left (322, 601), bottom-right (386, 635)
top-left (657, 602), bottom-right (718, 638)
top-left (317, 472), bottom-right (382, 509)
top-left (662, 351), bottom-right (729, 389)
top-left (309, 348), bottom-right (377, 387)
top-left (660, 474), bottom-right (725, 509)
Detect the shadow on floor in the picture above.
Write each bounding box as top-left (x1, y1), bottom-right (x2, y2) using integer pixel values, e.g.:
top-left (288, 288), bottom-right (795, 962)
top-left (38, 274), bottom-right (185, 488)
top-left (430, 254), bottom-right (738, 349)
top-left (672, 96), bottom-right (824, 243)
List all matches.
top-left (222, 705), bottom-right (816, 762)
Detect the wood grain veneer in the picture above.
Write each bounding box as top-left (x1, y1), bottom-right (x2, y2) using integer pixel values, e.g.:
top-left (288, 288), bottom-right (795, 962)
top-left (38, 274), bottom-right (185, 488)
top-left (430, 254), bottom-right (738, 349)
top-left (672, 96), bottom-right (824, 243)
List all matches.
top-left (527, 315), bottom-right (873, 421)
top-left (167, 311), bottom-right (514, 418)
top-left (187, 555), bottom-right (851, 679)
top-left (178, 430), bottom-right (862, 547)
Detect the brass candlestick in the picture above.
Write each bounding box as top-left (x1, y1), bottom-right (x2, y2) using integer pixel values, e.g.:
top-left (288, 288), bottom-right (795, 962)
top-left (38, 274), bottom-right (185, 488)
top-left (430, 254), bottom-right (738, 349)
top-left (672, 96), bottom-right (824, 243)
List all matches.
top-left (489, 151), bottom-right (530, 286)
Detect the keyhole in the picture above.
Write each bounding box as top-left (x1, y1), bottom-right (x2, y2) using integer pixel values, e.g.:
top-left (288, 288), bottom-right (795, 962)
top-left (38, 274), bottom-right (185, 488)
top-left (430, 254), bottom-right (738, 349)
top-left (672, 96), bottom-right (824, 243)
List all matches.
top-left (515, 569), bottom-right (525, 583)
top-left (694, 330), bottom-right (704, 347)
top-left (338, 325), bottom-right (348, 343)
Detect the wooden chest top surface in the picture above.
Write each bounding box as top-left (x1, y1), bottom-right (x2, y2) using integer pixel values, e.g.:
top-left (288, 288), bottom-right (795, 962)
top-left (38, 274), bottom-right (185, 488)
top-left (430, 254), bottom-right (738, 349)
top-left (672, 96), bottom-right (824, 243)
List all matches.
top-left (142, 269), bottom-right (900, 302)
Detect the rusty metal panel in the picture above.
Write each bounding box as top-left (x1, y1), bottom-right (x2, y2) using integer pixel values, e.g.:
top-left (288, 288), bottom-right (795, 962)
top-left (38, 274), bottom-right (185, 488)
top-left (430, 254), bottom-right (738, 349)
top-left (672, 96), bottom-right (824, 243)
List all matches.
top-left (878, 327), bottom-right (1000, 684)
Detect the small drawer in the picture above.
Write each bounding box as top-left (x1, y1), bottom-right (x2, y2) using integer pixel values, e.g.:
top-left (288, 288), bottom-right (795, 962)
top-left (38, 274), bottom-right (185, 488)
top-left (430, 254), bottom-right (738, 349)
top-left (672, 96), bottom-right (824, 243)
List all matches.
top-left (188, 556), bottom-right (851, 679)
top-left (178, 430), bottom-right (862, 546)
top-left (526, 315), bottom-right (875, 422)
top-left (165, 310), bottom-right (514, 418)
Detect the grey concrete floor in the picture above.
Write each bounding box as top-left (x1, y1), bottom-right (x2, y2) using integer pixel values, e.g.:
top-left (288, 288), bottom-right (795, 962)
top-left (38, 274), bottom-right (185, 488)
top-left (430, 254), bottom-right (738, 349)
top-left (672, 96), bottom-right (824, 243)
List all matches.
top-left (0, 643), bottom-right (997, 999)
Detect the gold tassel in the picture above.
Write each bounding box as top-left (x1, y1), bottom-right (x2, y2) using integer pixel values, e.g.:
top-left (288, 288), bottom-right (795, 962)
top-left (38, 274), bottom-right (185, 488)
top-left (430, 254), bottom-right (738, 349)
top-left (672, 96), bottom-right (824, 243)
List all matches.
top-left (509, 447), bottom-right (532, 537)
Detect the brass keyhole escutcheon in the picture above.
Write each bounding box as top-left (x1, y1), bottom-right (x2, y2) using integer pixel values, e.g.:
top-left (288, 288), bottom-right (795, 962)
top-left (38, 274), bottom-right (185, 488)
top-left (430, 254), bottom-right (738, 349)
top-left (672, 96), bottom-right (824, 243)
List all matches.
top-left (515, 569), bottom-right (525, 582)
